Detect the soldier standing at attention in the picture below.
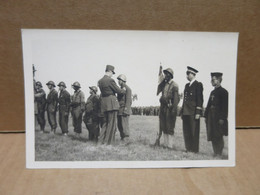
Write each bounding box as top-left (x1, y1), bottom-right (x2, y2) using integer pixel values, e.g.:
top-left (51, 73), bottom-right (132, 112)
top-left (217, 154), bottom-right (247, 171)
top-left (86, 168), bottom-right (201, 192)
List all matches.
top-left (157, 66), bottom-right (180, 149)
top-left (71, 82), bottom-right (85, 137)
top-left (57, 81), bottom-right (71, 136)
top-left (205, 72), bottom-right (228, 157)
top-left (98, 65), bottom-right (126, 145)
top-left (117, 74), bottom-right (132, 142)
top-left (34, 81), bottom-right (46, 132)
top-left (181, 66), bottom-right (203, 153)
top-left (46, 81), bottom-right (58, 133)
top-left (83, 86), bottom-right (100, 142)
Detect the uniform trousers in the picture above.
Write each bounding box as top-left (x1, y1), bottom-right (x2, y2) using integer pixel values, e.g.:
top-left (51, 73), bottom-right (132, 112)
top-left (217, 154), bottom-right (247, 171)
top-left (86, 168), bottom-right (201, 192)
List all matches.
top-left (182, 115), bottom-right (200, 153)
top-left (47, 111), bottom-right (57, 130)
top-left (117, 115), bottom-right (130, 139)
top-left (71, 106), bottom-right (83, 133)
top-left (84, 115), bottom-right (99, 141)
top-left (212, 136), bottom-right (224, 155)
top-left (99, 111), bottom-right (118, 145)
top-left (59, 107), bottom-right (69, 134)
top-left (159, 104), bottom-right (177, 135)
top-left (36, 111), bottom-right (46, 131)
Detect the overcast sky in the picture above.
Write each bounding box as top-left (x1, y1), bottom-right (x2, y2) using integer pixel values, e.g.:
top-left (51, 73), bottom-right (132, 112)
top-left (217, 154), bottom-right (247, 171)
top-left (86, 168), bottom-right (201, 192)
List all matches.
top-left (24, 30), bottom-right (238, 107)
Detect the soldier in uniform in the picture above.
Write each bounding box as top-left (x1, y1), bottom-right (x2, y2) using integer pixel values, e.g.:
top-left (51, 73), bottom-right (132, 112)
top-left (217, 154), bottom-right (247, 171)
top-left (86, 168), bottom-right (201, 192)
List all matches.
top-left (205, 72), bottom-right (228, 157)
top-left (157, 67), bottom-right (180, 149)
top-left (57, 81), bottom-right (71, 136)
top-left (181, 66), bottom-right (203, 153)
top-left (46, 81), bottom-right (58, 133)
top-left (83, 86), bottom-right (100, 142)
top-left (117, 74), bottom-right (132, 142)
top-left (98, 65), bottom-right (126, 145)
top-left (34, 81), bottom-right (46, 132)
top-left (70, 82), bottom-right (85, 137)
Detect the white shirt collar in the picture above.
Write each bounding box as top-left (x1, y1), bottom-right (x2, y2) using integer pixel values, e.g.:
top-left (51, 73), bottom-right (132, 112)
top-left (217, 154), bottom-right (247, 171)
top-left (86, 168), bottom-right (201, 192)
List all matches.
top-left (189, 79), bottom-right (196, 86)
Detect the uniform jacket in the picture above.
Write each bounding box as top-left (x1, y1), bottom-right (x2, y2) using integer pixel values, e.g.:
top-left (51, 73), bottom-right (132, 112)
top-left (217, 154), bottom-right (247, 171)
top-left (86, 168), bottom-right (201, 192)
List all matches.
top-left (182, 80), bottom-right (203, 116)
top-left (46, 88), bottom-right (58, 113)
top-left (205, 86), bottom-right (228, 139)
top-left (159, 79), bottom-right (180, 110)
top-left (117, 84), bottom-right (132, 115)
top-left (85, 94), bottom-right (100, 117)
top-left (71, 90), bottom-right (85, 111)
top-left (35, 88), bottom-right (46, 112)
top-left (58, 89), bottom-right (71, 113)
top-left (98, 75), bottom-right (125, 112)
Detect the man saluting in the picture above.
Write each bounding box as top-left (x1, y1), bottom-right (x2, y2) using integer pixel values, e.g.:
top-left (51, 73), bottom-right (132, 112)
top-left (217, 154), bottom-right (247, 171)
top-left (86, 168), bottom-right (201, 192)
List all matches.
top-left (205, 72), bottom-right (228, 157)
top-left (181, 66), bottom-right (203, 153)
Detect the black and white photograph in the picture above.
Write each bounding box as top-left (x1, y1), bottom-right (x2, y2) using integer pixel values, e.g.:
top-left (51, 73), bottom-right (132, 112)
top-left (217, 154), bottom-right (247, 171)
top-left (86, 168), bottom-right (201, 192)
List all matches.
top-left (22, 29), bottom-right (238, 168)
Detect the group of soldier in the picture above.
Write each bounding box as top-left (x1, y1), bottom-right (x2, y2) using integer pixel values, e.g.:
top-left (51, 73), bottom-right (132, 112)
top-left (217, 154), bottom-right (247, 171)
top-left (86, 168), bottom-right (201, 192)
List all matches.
top-left (34, 64), bottom-right (228, 157)
top-left (34, 65), bottom-right (132, 144)
top-left (156, 66), bottom-right (228, 157)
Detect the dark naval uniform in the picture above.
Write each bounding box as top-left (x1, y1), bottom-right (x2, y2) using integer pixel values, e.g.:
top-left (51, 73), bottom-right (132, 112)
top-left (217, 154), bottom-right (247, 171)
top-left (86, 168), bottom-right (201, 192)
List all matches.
top-left (83, 94), bottom-right (100, 141)
top-left (159, 80), bottom-right (180, 136)
top-left (46, 89), bottom-right (58, 130)
top-left (35, 88), bottom-right (46, 131)
top-left (182, 80), bottom-right (203, 153)
top-left (58, 89), bottom-right (71, 134)
top-left (205, 86), bottom-right (228, 156)
top-left (71, 90), bottom-right (85, 134)
top-left (98, 75), bottom-right (125, 144)
top-left (117, 84), bottom-right (132, 140)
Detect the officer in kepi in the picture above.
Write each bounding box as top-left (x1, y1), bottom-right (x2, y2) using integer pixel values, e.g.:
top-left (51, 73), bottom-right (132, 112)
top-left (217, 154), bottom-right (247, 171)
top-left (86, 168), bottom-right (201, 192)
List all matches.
top-left (57, 81), bottom-right (71, 136)
top-left (157, 67), bottom-right (180, 149)
top-left (83, 86), bottom-right (100, 142)
top-left (181, 66), bottom-right (204, 153)
top-left (34, 81), bottom-right (46, 133)
top-left (98, 65), bottom-right (126, 145)
top-left (71, 82), bottom-right (85, 137)
top-left (117, 74), bottom-right (132, 143)
top-left (46, 81), bottom-right (58, 133)
top-left (205, 72), bottom-right (228, 157)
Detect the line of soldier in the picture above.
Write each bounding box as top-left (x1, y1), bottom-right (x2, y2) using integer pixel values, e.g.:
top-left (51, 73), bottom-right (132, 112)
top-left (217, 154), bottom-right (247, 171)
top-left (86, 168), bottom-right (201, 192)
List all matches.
top-left (34, 65), bottom-right (132, 144)
top-left (157, 66), bottom-right (228, 157)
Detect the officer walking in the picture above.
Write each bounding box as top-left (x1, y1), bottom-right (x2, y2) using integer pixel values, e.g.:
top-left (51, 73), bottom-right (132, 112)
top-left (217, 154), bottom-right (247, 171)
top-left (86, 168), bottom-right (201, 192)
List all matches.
top-left (71, 82), bottom-right (85, 137)
top-left (181, 66), bottom-right (203, 153)
top-left (98, 65), bottom-right (126, 145)
top-left (34, 81), bottom-right (46, 132)
top-left (57, 81), bottom-right (71, 136)
top-left (83, 86), bottom-right (100, 142)
top-left (46, 81), bottom-right (58, 133)
top-left (157, 67), bottom-right (180, 149)
top-left (205, 72), bottom-right (228, 157)
top-left (117, 74), bottom-right (132, 142)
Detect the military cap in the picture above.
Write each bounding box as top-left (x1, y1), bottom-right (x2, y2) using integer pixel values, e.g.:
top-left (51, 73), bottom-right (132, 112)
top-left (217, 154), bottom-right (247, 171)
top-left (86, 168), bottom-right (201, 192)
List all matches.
top-left (105, 65), bottom-right (115, 74)
top-left (36, 81), bottom-right (42, 87)
top-left (163, 68), bottom-right (174, 79)
top-left (46, 81), bottom-right (56, 87)
top-left (72, 81), bottom-right (81, 88)
top-left (89, 86), bottom-right (98, 93)
top-left (117, 74), bottom-right (127, 82)
top-left (57, 81), bottom-right (67, 88)
top-left (211, 72), bottom-right (223, 78)
top-left (187, 66), bottom-right (199, 75)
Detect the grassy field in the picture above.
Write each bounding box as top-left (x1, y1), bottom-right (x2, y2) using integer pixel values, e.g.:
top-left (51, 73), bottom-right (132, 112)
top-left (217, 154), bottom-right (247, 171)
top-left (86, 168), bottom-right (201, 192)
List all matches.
top-left (35, 115), bottom-right (228, 161)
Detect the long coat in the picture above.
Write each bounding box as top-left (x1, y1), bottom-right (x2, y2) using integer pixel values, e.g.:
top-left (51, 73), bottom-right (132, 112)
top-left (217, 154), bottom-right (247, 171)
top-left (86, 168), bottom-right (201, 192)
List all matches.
top-left (117, 84), bottom-right (132, 116)
top-left (98, 75), bottom-right (125, 113)
top-left (58, 89), bottom-right (71, 113)
top-left (182, 80), bottom-right (204, 116)
top-left (35, 88), bottom-right (46, 112)
top-left (205, 86), bottom-right (228, 141)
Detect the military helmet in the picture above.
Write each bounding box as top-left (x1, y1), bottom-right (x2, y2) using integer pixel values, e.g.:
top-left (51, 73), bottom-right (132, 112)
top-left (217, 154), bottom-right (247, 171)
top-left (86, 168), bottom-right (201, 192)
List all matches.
top-left (72, 81), bottom-right (81, 88)
top-left (36, 81), bottom-right (42, 87)
top-left (57, 81), bottom-right (66, 88)
top-left (163, 68), bottom-right (174, 79)
top-left (117, 74), bottom-right (127, 82)
top-left (89, 86), bottom-right (98, 93)
top-left (46, 81), bottom-right (56, 87)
